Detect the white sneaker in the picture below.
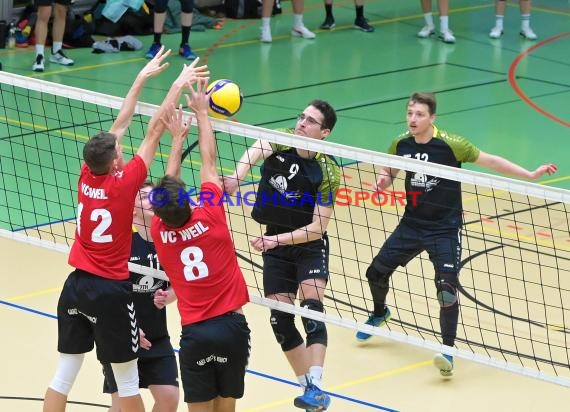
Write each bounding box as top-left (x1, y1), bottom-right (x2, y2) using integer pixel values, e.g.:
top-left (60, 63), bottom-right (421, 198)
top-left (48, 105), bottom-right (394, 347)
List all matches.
top-left (434, 353), bottom-right (454, 377)
top-left (489, 26), bottom-right (503, 39)
top-left (291, 25), bottom-right (316, 39)
top-left (32, 54), bottom-right (44, 72)
top-left (260, 25), bottom-right (272, 43)
top-left (520, 27), bottom-right (537, 40)
top-left (50, 50), bottom-right (74, 66)
top-left (417, 25), bottom-right (435, 38)
top-left (439, 30), bottom-right (456, 43)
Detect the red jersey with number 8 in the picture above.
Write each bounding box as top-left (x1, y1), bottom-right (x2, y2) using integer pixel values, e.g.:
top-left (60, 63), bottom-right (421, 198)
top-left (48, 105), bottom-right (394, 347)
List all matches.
top-left (151, 182), bottom-right (249, 325)
top-left (69, 156), bottom-right (147, 280)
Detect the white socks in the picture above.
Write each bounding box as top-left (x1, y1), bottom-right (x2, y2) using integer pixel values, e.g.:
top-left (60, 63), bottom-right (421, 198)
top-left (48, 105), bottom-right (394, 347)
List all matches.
top-left (495, 15), bottom-right (504, 30)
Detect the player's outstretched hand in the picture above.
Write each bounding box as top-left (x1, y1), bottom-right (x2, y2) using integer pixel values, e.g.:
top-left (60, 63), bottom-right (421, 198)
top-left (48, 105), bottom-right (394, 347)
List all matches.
top-left (161, 103), bottom-right (190, 142)
top-left (185, 77), bottom-right (210, 115)
top-left (222, 175), bottom-right (240, 195)
top-left (173, 58), bottom-right (209, 89)
top-left (139, 45), bottom-right (171, 79)
top-left (154, 289), bottom-right (170, 310)
top-left (530, 163), bottom-right (558, 179)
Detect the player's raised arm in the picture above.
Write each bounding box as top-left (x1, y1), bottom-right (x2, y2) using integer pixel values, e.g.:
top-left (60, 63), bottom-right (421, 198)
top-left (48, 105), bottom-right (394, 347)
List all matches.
top-left (109, 46), bottom-right (171, 144)
top-left (222, 139), bottom-right (275, 195)
top-left (185, 78), bottom-right (220, 186)
top-left (137, 59), bottom-right (209, 169)
top-left (161, 104), bottom-right (190, 178)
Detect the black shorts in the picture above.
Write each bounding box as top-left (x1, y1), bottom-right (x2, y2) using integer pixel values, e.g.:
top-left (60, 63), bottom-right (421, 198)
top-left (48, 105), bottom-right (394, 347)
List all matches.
top-left (57, 269), bottom-right (140, 363)
top-left (262, 235), bottom-right (329, 296)
top-left (102, 337), bottom-right (179, 393)
top-left (36, 0), bottom-right (72, 6)
top-left (179, 312), bottom-right (250, 403)
top-left (373, 220), bottom-right (462, 275)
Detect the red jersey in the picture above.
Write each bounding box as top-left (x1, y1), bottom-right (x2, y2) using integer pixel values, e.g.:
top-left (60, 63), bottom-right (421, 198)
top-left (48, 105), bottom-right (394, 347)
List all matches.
top-left (69, 155), bottom-right (147, 280)
top-left (151, 182), bottom-right (249, 326)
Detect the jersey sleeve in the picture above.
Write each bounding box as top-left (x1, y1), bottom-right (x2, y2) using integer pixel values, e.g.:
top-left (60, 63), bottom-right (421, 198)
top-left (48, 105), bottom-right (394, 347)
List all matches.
top-left (445, 133), bottom-right (480, 163)
top-left (118, 155), bottom-right (148, 196)
top-left (387, 133), bottom-right (407, 155)
top-left (268, 128), bottom-right (295, 152)
top-left (317, 155), bottom-right (341, 206)
top-left (198, 181), bottom-right (226, 218)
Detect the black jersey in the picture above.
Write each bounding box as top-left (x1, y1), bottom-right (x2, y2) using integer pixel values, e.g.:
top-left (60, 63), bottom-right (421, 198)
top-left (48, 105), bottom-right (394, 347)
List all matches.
top-left (252, 139), bottom-right (340, 236)
top-left (129, 230), bottom-right (170, 343)
top-left (388, 126), bottom-right (480, 229)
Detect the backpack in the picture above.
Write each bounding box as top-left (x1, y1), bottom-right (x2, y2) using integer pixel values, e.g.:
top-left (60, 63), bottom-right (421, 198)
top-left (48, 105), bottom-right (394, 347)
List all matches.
top-left (64, 12), bottom-right (96, 48)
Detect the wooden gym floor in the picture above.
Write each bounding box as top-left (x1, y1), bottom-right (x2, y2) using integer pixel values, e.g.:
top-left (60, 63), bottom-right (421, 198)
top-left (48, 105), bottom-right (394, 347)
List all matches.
top-left (1, 1), bottom-right (570, 410)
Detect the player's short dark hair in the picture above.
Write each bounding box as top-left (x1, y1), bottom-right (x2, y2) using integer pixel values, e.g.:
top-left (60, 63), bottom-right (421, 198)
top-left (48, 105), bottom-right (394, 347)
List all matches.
top-left (409, 92), bottom-right (437, 115)
top-left (141, 180), bottom-right (154, 189)
top-left (153, 175), bottom-right (192, 228)
top-left (309, 99), bottom-right (337, 131)
top-left (83, 132), bottom-right (118, 175)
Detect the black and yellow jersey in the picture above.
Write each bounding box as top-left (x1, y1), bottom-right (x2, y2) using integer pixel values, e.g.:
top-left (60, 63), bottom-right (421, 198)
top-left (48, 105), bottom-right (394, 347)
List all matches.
top-left (252, 130), bottom-right (341, 236)
top-left (388, 126), bottom-right (480, 228)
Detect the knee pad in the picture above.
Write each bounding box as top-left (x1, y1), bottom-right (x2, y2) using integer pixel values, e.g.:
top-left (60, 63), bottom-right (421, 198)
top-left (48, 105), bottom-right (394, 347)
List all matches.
top-left (180, 0), bottom-right (194, 13)
top-left (435, 273), bottom-right (459, 308)
top-left (270, 310), bottom-right (304, 352)
top-left (366, 260), bottom-right (394, 286)
top-left (300, 299), bottom-right (328, 347)
top-left (154, 0), bottom-right (169, 13)
top-left (49, 353), bottom-right (85, 396)
top-left (111, 359), bottom-right (140, 397)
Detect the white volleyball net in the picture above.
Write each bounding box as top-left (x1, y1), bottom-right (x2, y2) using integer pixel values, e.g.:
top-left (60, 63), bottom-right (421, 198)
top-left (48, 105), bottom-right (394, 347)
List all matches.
top-left (1, 71), bottom-right (570, 387)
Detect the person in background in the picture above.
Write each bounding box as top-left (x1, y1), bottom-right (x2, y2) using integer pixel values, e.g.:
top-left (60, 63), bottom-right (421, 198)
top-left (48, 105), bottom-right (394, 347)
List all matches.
top-left (489, 0), bottom-right (537, 40)
top-left (416, 0), bottom-right (455, 43)
top-left (145, 0), bottom-right (197, 60)
top-left (260, 0), bottom-right (315, 43)
top-left (33, 0), bottom-right (74, 72)
top-left (320, 0), bottom-right (374, 33)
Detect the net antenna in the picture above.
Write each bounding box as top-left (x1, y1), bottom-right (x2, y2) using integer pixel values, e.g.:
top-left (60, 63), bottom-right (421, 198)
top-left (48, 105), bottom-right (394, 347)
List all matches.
top-left (2, 71), bottom-right (570, 387)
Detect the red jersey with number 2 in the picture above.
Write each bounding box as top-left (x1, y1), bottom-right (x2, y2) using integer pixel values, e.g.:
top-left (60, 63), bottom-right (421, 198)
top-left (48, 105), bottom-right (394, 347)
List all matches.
top-left (151, 182), bottom-right (249, 326)
top-left (69, 155), bottom-right (147, 280)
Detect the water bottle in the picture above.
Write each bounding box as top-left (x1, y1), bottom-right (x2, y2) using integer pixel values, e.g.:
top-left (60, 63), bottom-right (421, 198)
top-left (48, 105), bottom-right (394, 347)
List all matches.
top-left (7, 22), bottom-right (16, 49)
top-left (0, 20), bottom-right (6, 49)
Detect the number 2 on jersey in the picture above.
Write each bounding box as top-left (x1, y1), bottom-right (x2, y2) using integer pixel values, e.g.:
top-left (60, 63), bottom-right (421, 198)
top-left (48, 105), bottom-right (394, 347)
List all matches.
top-left (76, 202), bottom-right (113, 243)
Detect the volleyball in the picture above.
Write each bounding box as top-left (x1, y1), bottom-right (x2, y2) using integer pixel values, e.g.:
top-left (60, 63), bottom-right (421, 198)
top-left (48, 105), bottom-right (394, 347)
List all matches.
top-left (207, 79), bottom-right (243, 119)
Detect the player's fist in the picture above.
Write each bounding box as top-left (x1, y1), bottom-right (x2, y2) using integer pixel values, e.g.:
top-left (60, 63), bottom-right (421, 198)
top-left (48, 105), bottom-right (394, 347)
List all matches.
top-left (154, 289), bottom-right (169, 309)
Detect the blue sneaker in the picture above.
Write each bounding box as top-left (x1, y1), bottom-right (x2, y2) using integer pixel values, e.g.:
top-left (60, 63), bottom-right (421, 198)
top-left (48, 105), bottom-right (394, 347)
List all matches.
top-left (294, 383), bottom-right (331, 411)
top-left (434, 353), bottom-right (454, 377)
top-left (355, 307), bottom-right (392, 341)
top-left (179, 44), bottom-right (197, 60)
top-left (145, 43), bottom-right (162, 59)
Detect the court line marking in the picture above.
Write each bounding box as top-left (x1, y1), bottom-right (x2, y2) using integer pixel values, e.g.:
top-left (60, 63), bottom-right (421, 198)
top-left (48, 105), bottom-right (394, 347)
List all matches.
top-left (217, 360), bottom-right (432, 412)
top-left (5, 287), bottom-right (61, 301)
top-left (0, 298), bottom-right (399, 411)
top-left (508, 31), bottom-right (570, 128)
